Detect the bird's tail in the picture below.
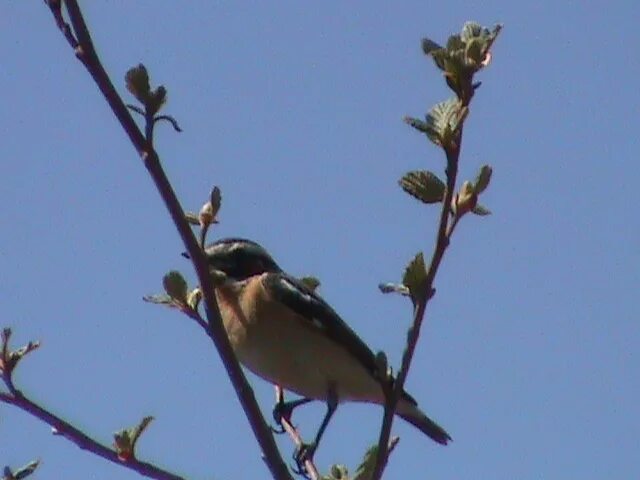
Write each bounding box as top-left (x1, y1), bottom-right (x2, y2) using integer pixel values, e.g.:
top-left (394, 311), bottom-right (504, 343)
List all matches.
top-left (396, 397), bottom-right (452, 445)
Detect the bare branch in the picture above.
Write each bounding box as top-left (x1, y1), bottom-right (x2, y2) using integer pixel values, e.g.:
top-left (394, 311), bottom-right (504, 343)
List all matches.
top-left (0, 389), bottom-right (184, 480)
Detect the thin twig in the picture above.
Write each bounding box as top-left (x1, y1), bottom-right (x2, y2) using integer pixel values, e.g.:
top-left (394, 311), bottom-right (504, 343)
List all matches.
top-left (0, 390), bottom-right (185, 480)
top-left (180, 304), bottom-right (210, 332)
top-left (45, 0), bottom-right (78, 50)
top-left (39, 2), bottom-right (292, 479)
top-left (371, 129), bottom-right (464, 479)
top-left (154, 115), bottom-right (183, 132)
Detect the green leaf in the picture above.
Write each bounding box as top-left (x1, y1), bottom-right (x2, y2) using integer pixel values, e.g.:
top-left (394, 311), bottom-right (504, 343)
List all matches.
top-left (1, 330), bottom-right (40, 376)
top-left (374, 351), bottom-right (389, 381)
top-left (142, 293), bottom-right (173, 305)
top-left (453, 180), bottom-right (478, 216)
top-left (184, 212), bottom-right (200, 225)
top-left (421, 37), bottom-right (447, 70)
top-left (461, 21), bottom-right (483, 42)
top-left (403, 116), bottom-right (429, 134)
top-left (425, 97), bottom-right (464, 147)
top-left (460, 22), bottom-right (503, 69)
top-left (427, 98), bottom-right (456, 134)
top-left (125, 64), bottom-right (151, 104)
top-left (4, 460), bottom-right (40, 480)
top-left (472, 204), bottom-right (492, 216)
top-left (488, 24), bottom-right (503, 45)
top-left (187, 288), bottom-right (203, 311)
top-left (1, 328), bottom-right (11, 367)
top-left (352, 438), bottom-right (399, 480)
top-left (421, 37), bottom-right (442, 55)
top-left (446, 34), bottom-right (465, 52)
top-left (199, 202), bottom-right (214, 226)
top-left (198, 186), bottom-right (222, 247)
top-left (299, 276), bottom-right (321, 292)
top-left (480, 24), bottom-right (503, 66)
top-left (404, 115), bottom-right (440, 144)
top-left (430, 48), bottom-right (448, 71)
top-left (113, 429), bottom-right (133, 461)
top-left (322, 464), bottom-right (349, 480)
top-left (474, 165), bottom-right (493, 193)
top-left (210, 186), bottom-right (222, 217)
top-left (402, 252), bottom-right (427, 305)
top-left (421, 22), bottom-right (502, 100)
top-left (125, 64), bottom-right (168, 115)
top-left (162, 271), bottom-right (188, 304)
top-left (465, 38), bottom-right (485, 66)
top-left (114, 416), bottom-right (154, 461)
top-left (130, 416), bottom-right (154, 445)
top-left (378, 282), bottom-right (410, 296)
top-left (147, 85), bottom-right (167, 116)
top-left (399, 171), bottom-right (445, 204)
top-left (352, 445), bottom-right (378, 480)
top-left (8, 340), bottom-right (40, 367)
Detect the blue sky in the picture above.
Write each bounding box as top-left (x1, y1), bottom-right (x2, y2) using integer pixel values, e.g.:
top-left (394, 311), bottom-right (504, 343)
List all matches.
top-left (1, 2), bottom-right (639, 479)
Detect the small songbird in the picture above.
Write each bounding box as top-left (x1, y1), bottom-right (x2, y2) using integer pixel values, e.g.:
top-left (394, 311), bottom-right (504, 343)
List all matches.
top-left (198, 238), bottom-right (450, 464)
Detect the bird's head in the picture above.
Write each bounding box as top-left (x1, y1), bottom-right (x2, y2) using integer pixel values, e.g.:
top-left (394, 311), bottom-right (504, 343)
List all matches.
top-left (198, 238), bottom-right (282, 281)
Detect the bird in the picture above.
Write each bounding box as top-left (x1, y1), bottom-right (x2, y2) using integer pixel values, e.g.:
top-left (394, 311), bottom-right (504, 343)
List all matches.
top-left (194, 237), bottom-right (450, 465)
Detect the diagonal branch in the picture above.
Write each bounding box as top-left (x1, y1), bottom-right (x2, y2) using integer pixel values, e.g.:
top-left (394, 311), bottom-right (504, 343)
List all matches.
top-left (372, 130), bottom-right (464, 479)
top-left (40, 2), bottom-right (292, 479)
top-left (0, 389), bottom-right (184, 480)
top-left (372, 24), bottom-right (501, 477)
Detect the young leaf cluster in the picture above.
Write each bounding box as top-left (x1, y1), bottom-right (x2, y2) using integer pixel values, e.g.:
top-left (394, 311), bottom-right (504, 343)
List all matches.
top-left (373, 21), bottom-right (501, 480)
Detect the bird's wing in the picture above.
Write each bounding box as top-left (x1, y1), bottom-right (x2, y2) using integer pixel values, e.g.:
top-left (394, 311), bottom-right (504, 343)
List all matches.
top-left (263, 272), bottom-right (420, 406)
top-left (262, 272), bottom-right (382, 382)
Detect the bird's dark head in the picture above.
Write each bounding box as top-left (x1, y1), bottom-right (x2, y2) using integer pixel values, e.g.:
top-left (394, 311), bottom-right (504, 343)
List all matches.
top-left (198, 238), bottom-right (282, 281)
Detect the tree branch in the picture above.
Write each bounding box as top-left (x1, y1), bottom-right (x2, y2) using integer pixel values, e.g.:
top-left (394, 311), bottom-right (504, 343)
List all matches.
top-left (372, 90), bottom-right (477, 478)
top-left (39, 2), bottom-right (291, 478)
top-left (0, 390), bottom-right (184, 480)
top-left (371, 139), bottom-right (461, 480)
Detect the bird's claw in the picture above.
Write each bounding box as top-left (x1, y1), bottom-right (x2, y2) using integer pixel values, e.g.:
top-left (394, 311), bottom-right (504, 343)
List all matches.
top-left (272, 400), bottom-right (293, 434)
top-left (270, 424), bottom-right (286, 434)
top-left (291, 442), bottom-right (316, 478)
top-left (273, 397), bottom-right (312, 434)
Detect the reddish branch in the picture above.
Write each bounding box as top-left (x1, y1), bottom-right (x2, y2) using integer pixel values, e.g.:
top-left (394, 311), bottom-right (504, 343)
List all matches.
top-left (5, 2), bottom-right (294, 479)
top-left (371, 120), bottom-right (470, 478)
top-left (0, 389), bottom-right (184, 480)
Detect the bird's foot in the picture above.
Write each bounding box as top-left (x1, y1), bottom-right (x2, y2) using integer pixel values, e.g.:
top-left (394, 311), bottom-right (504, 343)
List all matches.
top-left (291, 442), bottom-right (316, 478)
top-left (271, 397), bottom-right (312, 434)
top-left (271, 399), bottom-right (292, 434)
